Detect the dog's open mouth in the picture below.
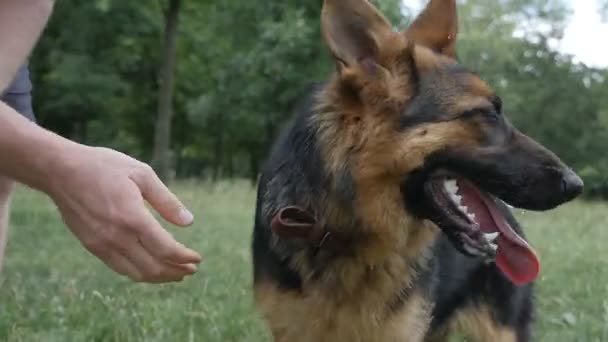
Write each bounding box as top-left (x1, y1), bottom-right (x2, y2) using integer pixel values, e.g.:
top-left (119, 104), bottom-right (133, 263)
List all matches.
top-left (423, 172), bottom-right (540, 285)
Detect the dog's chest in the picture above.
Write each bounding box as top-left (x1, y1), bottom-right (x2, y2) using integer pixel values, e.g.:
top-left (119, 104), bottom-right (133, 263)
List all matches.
top-left (257, 283), bottom-right (433, 342)
top-left (257, 250), bottom-right (436, 342)
top-left (313, 291), bottom-right (433, 342)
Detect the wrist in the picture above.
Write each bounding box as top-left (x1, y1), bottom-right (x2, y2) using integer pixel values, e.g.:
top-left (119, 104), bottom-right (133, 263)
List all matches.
top-left (0, 102), bottom-right (85, 196)
top-left (33, 132), bottom-right (86, 196)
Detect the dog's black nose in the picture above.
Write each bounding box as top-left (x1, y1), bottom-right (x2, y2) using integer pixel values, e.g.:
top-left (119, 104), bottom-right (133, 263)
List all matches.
top-left (561, 168), bottom-right (584, 199)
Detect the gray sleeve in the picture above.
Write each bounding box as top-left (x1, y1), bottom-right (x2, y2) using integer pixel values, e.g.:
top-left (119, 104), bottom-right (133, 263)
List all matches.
top-left (1, 63), bottom-right (35, 121)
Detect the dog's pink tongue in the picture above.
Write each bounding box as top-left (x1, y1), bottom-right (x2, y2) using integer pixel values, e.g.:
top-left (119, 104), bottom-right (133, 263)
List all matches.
top-left (457, 179), bottom-right (539, 286)
top-left (490, 208), bottom-right (540, 286)
top-left (495, 242), bottom-right (539, 286)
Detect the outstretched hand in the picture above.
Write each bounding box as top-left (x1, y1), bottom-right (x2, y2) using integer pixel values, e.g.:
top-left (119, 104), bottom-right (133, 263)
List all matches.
top-left (45, 146), bottom-right (202, 283)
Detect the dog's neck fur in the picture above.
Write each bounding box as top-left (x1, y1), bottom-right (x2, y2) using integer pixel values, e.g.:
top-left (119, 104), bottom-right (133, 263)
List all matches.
top-left (272, 89), bottom-right (439, 298)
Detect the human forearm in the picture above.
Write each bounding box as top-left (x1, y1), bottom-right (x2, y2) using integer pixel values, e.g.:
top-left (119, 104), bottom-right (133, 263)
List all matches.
top-left (0, 101), bottom-right (77, 193)
top-left (0, 0), bottom-right (55, 91)
top-left (0, 103), bottom-right (201, 283)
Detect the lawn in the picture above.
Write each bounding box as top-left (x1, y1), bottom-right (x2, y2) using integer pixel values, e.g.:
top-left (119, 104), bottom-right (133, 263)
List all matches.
top-left (1, 181), bottom-right (607, 341)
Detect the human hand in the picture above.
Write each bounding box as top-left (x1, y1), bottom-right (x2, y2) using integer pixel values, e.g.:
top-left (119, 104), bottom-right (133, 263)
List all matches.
top-left (43, 145), bottom-right (202, 283)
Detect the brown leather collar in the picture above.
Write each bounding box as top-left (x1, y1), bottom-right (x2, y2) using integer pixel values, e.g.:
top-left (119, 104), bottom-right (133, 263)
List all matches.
top-left (270, 206), bottom-right (352, 254)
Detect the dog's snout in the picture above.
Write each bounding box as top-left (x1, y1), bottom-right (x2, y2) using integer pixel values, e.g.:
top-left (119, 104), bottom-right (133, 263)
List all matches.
top-left (561, 168), bottom-right (584, 200)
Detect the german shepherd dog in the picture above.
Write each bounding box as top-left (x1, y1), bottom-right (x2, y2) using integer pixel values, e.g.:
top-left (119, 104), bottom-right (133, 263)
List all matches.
top-left (252, 0), bottom-right (584, 341)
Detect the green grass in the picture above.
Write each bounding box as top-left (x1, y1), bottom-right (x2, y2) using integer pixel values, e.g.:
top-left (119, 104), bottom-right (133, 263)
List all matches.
top-left (1, 181), bottom-right (607, 341)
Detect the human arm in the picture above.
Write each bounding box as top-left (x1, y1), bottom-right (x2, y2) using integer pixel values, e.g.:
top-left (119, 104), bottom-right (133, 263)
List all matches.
top-left (0, 103), bottom-right (202, 283)
top-left (0, 0), bottom-right (201, 283)
top-left (0, 0), bottom-right (54, 91)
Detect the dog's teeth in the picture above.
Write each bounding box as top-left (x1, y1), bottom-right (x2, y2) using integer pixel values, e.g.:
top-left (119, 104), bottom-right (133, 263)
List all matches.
top-left (489, 243), bottom-right (498, 252)
top-left (503, 201), bottom-right (514, 209)
top-left (459, 205), bottom-right (469, 213)
top-left (484, 232), bottom-right (500, 243)
top-left (467, 213), bottom-right (476, 222)
top-left (444, 179), bottom-right (458, 195)
top-left (463, 244), bottom-right (482, 256)
top-left (450, 194), bottom-right (462, 205)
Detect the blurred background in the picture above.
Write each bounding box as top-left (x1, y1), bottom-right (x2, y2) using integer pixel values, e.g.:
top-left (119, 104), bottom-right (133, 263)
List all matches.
top-left (3, 1), bottom-right (608, 341)
top-left (28, 0), bottom-right (608, 195)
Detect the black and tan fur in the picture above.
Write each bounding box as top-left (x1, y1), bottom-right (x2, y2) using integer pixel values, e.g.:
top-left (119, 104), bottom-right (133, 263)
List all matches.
top-left (252, 0), bottom-right (582, 341)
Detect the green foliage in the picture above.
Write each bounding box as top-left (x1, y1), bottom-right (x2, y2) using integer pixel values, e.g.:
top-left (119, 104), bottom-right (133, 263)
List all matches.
top-left (28, 0), bottom-right (608, 194)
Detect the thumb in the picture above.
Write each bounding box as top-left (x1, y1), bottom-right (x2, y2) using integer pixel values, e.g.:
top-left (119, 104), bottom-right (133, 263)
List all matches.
top-left (131, 164), bottom-right (194, 226)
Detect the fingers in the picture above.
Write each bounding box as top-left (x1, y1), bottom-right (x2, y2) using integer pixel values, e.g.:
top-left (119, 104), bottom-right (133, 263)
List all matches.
top-left (80, 207), bottom-right (201, 283)
top-left (134, 208), bottom-right (202, 265)
top-left (96, 250), bottom-right (142, 281)
top-left (95, 236), bottom-right (197, 283)
top-left (118, 237), bottom-right (197, 283)
top-left (130, 164), bottom-right (194, 227)
top-left (104, 251), bottom-right (195, 284)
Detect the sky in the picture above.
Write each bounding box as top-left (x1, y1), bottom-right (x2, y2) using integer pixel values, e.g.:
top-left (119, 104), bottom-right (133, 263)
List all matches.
top-left (402, 0), bottom-right (608, 68)
top-left (560, 0), bottom-right (608, 67)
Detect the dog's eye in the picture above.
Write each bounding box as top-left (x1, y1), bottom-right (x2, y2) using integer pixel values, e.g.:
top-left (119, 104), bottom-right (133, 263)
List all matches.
top-left (460, 108), bottom-right (501, 122)
top-left (485, 110), bottom-right (500, 121)
top-left (490, 96), bottom-right (503, 113)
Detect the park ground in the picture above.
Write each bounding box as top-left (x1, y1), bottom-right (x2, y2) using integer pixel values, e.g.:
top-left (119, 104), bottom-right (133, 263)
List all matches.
top-left (1, 181), bottom-right (607, 341)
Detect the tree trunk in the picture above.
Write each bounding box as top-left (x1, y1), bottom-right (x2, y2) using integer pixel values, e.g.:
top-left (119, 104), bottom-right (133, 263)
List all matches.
top-left (249, 148), bottom-right (259, 186)
top-left (152, 0), bottom-right (181, 182)
top-left (212, 111), bottom-right (224, 181)
top-left (227, 154), bottom-right (234, 178)
top-left (72, 114), bottom-right (87, 143)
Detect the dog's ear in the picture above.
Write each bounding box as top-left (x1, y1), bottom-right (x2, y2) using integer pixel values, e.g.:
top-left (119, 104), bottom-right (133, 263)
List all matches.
top-left (271, 206), bottom-right (318, 241)
top-left (404, 0), bottom-right (458, 58)
top-left (321, 0), bottom-right (394, 72)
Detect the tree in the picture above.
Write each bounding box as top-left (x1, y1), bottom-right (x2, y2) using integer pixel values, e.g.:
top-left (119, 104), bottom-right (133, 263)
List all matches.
top-left (28, 0), bottom-right (608, 195)
top-left (152, 0), bottom-right (181, 182)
